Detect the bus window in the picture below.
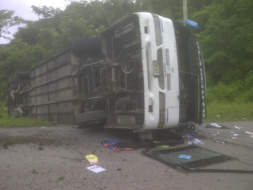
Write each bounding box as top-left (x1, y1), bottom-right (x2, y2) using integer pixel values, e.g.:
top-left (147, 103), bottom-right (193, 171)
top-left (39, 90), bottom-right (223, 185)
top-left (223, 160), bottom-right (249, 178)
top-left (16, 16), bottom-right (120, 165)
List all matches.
top-left (157, 48), bottom-right (164, 90)
top-left (153, 15), bottom-right (162, 46)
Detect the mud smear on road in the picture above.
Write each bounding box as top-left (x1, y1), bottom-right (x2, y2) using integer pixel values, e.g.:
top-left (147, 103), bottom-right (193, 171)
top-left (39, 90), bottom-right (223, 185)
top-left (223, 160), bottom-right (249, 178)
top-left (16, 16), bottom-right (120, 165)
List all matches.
top-left (0, 134), bottom-right (62, 148)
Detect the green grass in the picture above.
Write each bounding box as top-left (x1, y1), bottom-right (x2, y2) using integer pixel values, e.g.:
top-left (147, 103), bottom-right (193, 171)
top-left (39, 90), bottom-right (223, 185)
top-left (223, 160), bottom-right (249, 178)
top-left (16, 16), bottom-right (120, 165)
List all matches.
top-left (206, 101), bottom-right (253, 121)
top-left (0, 115), bottom-right (53, 128)
top-left (0, 104), bottom-right (53, 128)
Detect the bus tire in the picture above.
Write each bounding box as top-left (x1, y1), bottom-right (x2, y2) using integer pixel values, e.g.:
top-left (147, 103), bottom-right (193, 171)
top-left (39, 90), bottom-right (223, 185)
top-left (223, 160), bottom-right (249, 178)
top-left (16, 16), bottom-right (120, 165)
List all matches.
top-left (76, 110), bottom-right (106, 127)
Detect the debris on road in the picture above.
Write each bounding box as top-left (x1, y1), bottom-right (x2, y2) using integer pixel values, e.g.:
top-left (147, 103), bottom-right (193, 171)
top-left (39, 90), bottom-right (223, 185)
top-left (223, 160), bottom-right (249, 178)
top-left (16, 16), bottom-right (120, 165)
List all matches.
top-left (206, 123), bottom-right (230, 129)
top-left (233, 134), bottom-right (239, 137)
top-left (109, 144), bottom-right (134, 152)
top-left (85, 154), bottom-right (98, 165)
top-left (87, 165), bottom-right (106, 173)
top-left (102, 140), bottom-right (136, 152)
top-left (193, 138), bottom-right (204, 145)
top-left (187, 135), bottom-right (195, 140)
top-left (245, 131), bottom-right (253, 135)
top-left (234, 126), bottom-right (242, 129)
top-left (216, 141), bottom-right (225, 144)
top-left (178, 155), bottom-right (191, 160)
top-left (143, 145), bottom-right (239, 173)
top-left (102, 139), bottom-right (120, 147)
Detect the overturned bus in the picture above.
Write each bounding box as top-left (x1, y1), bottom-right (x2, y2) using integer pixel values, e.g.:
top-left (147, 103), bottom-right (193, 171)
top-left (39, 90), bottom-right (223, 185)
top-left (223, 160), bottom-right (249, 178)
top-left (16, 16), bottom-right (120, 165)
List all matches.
top-left (8, 12), bottom-right (206, 131)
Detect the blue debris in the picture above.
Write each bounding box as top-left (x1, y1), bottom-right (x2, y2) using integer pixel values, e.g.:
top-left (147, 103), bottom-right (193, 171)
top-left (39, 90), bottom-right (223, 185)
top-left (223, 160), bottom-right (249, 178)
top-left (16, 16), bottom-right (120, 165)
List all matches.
top-left (178, 154), bottom-right (191, 160)
top-left (185, 20), bottom-right (200, 30)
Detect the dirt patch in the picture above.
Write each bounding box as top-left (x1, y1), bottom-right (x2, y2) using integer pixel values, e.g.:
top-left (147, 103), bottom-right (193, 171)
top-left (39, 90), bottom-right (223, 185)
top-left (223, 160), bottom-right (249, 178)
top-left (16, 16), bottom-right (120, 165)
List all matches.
top-left (0, 134), bottom-right (62, 149)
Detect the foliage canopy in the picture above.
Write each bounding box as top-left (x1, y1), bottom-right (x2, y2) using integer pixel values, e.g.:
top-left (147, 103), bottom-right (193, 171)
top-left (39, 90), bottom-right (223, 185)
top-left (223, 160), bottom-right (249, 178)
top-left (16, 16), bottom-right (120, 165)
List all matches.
top-left (0, 0), bottom-right (252, 103)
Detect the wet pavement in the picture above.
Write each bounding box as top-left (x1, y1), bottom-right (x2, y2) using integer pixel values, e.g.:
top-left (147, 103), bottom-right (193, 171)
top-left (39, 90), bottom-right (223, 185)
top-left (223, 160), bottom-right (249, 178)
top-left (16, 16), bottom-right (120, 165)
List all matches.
top-left (0, 121), bottom-right (253, 190)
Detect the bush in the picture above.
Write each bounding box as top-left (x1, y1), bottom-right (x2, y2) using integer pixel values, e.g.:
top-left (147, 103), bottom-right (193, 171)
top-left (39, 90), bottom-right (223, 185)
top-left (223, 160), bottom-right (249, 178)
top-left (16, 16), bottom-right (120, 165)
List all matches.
top-left (206, 82), bottom-right (239, 103)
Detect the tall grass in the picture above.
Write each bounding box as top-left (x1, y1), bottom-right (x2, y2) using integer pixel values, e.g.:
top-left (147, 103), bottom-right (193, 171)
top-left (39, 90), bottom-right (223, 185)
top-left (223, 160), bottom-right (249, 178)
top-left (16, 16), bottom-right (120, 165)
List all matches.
top-left (0, 104), bottom-right (53, 128)
top-left (206, 102), bottom-right (253, 121)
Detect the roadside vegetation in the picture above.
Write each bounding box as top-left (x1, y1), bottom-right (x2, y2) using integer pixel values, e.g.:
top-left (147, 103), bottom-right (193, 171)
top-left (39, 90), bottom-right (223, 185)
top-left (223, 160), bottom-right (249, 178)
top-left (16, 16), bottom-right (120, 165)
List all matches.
top-left (0, 103), bottom-right (52, 128)
top-left (206, 102), bottom-right (253, 121)
top-left (0, 0), bottom-right (253, 123)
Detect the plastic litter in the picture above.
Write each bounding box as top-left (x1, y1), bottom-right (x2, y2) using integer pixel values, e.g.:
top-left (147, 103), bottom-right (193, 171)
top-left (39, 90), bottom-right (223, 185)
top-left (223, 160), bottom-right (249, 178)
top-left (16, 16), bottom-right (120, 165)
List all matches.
top-left (206, 123), bottom-right (229, 129)
top-left (233, 134), bottom-right (239, 137)
top-left (193, 138), bottom-right (204, 145)
top-left (234, 126), bottom-right (242, 129)
top-left (85, 154), bottom-right (98, 165)
top-left (87, 165), bottom-right (106, 173)
top-left (243, 118), bottom-right (246, 120)
top-left (188, 141), bottom-right (192, 145)
top-left (178, 155), bottom-right (191, 160)
top-left (188, 135), bottom-right (195, 140)
top-left (245, 131), bottom-right (253, 135)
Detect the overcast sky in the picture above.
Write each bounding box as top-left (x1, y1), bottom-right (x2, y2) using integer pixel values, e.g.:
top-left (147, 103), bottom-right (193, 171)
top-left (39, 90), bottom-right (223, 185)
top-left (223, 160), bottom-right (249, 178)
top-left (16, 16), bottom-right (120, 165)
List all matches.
top-left (0, 0), bottom-right (73, 44)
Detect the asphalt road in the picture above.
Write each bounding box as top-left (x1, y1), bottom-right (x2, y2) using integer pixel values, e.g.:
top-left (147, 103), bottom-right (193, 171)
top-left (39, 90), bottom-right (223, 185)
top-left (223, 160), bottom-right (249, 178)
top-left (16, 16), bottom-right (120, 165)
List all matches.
top-left (0, 121), bottom-right (253, 190)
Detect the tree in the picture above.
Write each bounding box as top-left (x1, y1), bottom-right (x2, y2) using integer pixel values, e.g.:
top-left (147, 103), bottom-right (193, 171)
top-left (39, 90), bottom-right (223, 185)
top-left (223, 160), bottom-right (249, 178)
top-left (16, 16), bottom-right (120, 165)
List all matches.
top-left (0, 10), bottom-right (25, 40)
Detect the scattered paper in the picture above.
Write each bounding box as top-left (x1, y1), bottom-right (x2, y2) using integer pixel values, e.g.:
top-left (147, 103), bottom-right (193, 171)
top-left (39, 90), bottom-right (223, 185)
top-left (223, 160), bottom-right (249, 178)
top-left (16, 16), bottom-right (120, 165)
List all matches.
top-left (188, 141), bottom-right (192, 145)
top-left (233, 134), bottom-right (239, 137)
top-left (193, 138), bottom-right (204, 145)
top-left (85, 154), bottom-right (98, 165)
top-left (87, 165), bottom-right (106, 173)
top-left (234, 126), bottom-right (242, 129)
top-left (217, 131), bottom-right (220, 135)
top-left (210, 123), bottom-right (222, 128)
top-left (178, 155), bottom-right (191, 160)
